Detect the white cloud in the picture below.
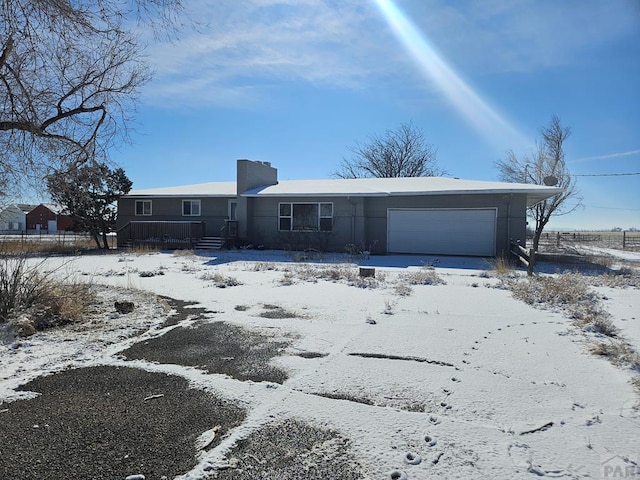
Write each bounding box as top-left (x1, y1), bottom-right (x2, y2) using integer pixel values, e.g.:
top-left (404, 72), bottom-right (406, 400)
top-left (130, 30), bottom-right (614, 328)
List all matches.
top-left (141, 0), bottom-right (639, 107)
top-left (143, 0), bottom-right (407, 107)
top-left (408, 0), bottom-right (639, 73)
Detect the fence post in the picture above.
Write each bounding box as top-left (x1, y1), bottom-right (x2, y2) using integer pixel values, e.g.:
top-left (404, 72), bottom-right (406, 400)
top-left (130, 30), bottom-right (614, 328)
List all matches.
top-left (527, 248), bottom-right (535, 276)
top-left (556, 232), bottom-right (560, 247)
top-left (623, 231), bottom-right (626, 249)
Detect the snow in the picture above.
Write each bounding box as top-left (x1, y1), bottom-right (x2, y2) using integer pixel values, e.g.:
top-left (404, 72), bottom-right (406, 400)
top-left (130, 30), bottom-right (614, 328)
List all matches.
top-left (243, 177), bottom-right (562, 205)
top-left (1, 249), bottom-right (639, 479)
top-left (126, 176), bottom-right (562, 206)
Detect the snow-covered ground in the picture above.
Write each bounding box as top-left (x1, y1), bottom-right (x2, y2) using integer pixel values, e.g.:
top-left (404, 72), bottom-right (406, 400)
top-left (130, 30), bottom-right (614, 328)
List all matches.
top-left (2, 249), bottom-right (639, 479)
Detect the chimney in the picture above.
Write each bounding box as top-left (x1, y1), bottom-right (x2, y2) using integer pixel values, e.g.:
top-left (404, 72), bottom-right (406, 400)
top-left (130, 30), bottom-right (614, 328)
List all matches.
top-left (236, 159), bottom-right (278, 194)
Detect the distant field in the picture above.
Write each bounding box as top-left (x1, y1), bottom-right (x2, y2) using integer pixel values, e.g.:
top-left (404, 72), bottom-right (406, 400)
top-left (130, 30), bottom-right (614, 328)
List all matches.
top-left (0, 232), bottom-right (117, 252)
top-left (537, 230), bottom-right (640, 251)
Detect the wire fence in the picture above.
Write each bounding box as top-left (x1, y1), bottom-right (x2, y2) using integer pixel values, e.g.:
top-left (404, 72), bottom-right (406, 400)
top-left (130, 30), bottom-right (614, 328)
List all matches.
top-left (0, 231), bottom-right (117, 250)
top-left (535, 231), bottom-right (640, 251)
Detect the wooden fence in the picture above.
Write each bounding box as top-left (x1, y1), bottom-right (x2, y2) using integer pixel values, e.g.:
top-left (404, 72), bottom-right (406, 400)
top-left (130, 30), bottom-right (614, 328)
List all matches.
top-left (510, 239), bottom-right (535, 276)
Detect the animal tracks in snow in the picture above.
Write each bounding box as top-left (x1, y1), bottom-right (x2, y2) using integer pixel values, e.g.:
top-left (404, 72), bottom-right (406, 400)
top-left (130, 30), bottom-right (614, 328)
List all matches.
top-left (388, 430), bottom-right (444, 478)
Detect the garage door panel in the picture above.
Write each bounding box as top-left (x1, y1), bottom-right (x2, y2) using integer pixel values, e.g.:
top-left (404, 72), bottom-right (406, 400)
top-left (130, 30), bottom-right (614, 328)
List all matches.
top-left (388, 208), bottom-right (496, 256)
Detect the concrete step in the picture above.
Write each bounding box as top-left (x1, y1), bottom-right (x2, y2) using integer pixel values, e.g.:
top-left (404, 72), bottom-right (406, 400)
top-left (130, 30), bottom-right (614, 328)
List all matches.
top-left (196, 237), bottom-right (224, 250)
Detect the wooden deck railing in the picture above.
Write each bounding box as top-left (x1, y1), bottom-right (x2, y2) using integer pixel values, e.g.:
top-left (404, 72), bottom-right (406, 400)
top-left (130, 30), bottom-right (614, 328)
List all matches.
top-left (117, 221), bottom-right (204, 248)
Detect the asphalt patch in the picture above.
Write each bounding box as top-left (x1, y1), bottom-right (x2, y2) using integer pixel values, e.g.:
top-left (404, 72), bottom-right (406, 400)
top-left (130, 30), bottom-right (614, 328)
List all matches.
top-left (121, 321), bottom-right (291, 384)
top-left (159, 296), bottom-right (215, 327)
top-left (214, 418), bottom-right (365, 480)
top-left (0, 365), bottom-right (245, 480)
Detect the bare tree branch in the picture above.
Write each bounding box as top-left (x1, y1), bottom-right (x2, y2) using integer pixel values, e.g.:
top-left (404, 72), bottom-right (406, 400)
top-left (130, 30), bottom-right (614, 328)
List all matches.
top-left (332, 122), bottom-right (443, 178)
top-left (0, 0), bottom-right (185, 198)
top-left (495, 115), bottom-right (582, 251)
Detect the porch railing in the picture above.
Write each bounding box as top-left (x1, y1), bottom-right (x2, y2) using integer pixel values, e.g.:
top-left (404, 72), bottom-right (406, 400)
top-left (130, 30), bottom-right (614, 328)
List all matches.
top-left (118, 221), bottom-right (204, 249)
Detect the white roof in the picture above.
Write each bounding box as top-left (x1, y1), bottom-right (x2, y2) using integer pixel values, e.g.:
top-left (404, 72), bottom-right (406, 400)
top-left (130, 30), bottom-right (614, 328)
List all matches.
top-left (127, 181), bottom-right (237, 197)
top-left (126, 177), bottom-right (562, 206)
top-left (244, 177), bottom-right (563, 206)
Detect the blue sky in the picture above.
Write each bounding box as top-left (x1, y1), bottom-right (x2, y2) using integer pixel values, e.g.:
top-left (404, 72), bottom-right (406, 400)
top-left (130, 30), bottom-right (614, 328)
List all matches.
top-left (116, 0), bottom-right (640, 230)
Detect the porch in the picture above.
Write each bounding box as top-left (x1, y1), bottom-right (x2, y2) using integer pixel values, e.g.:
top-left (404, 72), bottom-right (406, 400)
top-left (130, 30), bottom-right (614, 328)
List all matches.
top-left (117, 221), bottom-right (205, 249)
top-left (117, 220), bottom-right (238, 250)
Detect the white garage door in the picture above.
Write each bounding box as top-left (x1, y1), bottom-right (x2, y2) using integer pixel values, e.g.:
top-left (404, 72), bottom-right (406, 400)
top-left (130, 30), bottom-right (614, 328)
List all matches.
top-left (387, 208), bottom-right (496, 256)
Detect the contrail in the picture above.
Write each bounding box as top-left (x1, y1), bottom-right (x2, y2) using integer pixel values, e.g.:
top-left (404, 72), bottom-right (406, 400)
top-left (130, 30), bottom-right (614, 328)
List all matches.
top-left (572, 149), bottom-right (640, 163)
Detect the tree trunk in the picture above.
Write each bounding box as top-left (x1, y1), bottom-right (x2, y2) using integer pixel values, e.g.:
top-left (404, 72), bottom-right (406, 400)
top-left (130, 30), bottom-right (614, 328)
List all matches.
top-left (91, 232), bottom-right (101, 249)
top-left (101, 231), bottom-right (110, 249)
top-left (532, 230), bottom-right (541, 252)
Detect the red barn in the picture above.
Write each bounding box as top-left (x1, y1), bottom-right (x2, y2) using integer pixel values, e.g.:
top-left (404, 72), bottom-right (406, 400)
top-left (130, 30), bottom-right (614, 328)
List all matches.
top-left (26, 204), bottom-right (74, 232)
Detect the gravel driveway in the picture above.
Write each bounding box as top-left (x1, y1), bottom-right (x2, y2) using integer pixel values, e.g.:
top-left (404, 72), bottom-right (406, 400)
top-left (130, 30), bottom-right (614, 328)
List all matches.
top-left (0, 297), bottom-right (365, 480)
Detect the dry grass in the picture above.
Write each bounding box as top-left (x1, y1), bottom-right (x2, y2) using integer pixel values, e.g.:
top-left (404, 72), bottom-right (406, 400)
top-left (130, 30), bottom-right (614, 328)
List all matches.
top-left (509, 272), bottom-right (596, 308)
top-left (250, 262), bottom-right (278, 271)
top-left (199, 272), bottom-right (241, 288)
top-left (589, 340), bottom-right (640, 371)
top-left (279, 264), bottom-right (384, 289)
top-left (507, 273), bottom-right (618, 337)
top-left (259, 304), bottom-right (298, 319)
top-left (503, 269), bottom-right (640, 401)
top-left (491, 255), bottom-right (515, 275)
top-left (172, 249), bottom-right (195, 257)
top-left (127, 243), bottom-right (163, 254)
top-left (397, 268), bottom-right (445, 286)
top-left (0, 236), bottom-right (107, 255)
top-left (1, 255), bottom-right (94, 335)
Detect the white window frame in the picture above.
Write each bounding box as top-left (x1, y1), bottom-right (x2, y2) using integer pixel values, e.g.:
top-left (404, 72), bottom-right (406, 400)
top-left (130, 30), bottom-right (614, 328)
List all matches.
top-left (182, 199), bottom-right (201, 217)
top-left (278, 202), bottom-right (333, 232)
top-left (135, 200), bottom-right (152, 216)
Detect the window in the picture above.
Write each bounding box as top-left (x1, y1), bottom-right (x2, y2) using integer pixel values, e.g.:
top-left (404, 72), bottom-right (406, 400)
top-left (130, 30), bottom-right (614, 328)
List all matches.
top-left (278, 202), bottom-right (333, 232)
top-left (182, 200), bottom-right (201, 216)
top-left (135, 200), bottom-right (152, 216)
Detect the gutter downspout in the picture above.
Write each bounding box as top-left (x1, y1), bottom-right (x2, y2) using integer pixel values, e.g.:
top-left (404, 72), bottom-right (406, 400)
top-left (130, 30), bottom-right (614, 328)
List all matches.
top-left (506, 193), bottom-right (512, 256)
top-left (347, 196), bottom-right (356, 245)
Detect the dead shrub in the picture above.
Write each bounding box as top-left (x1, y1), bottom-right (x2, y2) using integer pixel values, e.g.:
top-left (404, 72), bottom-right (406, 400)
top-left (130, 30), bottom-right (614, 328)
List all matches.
top-left (581, 316), bottom-right (619, 337)
top-left (394, 283), bottom-right (413, 296)
top-left (491, 255), bottom-right (514, 275)
top-left (1, 255), bottom-right (94, 334)
top-left (279, 271), bottom-right (295, 286)
top-left (251, 262), bottom-right (277, 271)
top-left (282, 264), bottom-right (384, 289)
top-left (589, 340), bottom-right (640, 371)
top-left (172, 249), bottom-right (195, 257)
top-left (587, 269), bottom-right (640, 289)
top-left (506, 272), bottom-right (620, 337)
top-left (397, 268), bottom-right (445, 286)
top-left (200, 272), bottom-right (241, 288)
top-left (259, 305), bottom-right (298, 319)
top-left (510, 272), bottom-right (596, 307)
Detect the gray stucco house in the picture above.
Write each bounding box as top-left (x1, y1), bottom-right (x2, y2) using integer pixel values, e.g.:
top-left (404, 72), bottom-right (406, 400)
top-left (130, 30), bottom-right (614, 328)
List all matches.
top-left (116, 159), bottom-right (562, 256)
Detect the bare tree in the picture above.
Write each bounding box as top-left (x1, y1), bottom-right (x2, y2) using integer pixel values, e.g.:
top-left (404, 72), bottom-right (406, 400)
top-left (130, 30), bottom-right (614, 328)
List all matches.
top-left (496, 115), bottom-right (582, 251)
top-left (333, 122), bottom-right (443, 178)
top-left (0, 0), bottom-right (184, 196)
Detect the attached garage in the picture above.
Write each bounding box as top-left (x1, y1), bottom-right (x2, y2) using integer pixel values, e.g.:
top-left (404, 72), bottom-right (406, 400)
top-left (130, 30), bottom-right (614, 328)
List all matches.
top-left (121, 160), bottom-right (564, 256)
top-left (387, 208), bottom-right (497, 256)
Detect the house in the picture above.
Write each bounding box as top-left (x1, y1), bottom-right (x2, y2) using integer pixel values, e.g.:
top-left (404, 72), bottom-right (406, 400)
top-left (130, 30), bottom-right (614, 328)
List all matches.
top-left (116, 159), bottom-right (563, 256)
top-left (0, 204), bottom-right (38, 232)
top-left (25, 204), bottom-right (74, 233)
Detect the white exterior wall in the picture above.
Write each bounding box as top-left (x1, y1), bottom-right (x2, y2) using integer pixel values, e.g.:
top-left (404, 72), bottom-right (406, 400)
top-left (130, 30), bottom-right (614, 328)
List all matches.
top-left (0, 205), bottom-right (27, 231)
